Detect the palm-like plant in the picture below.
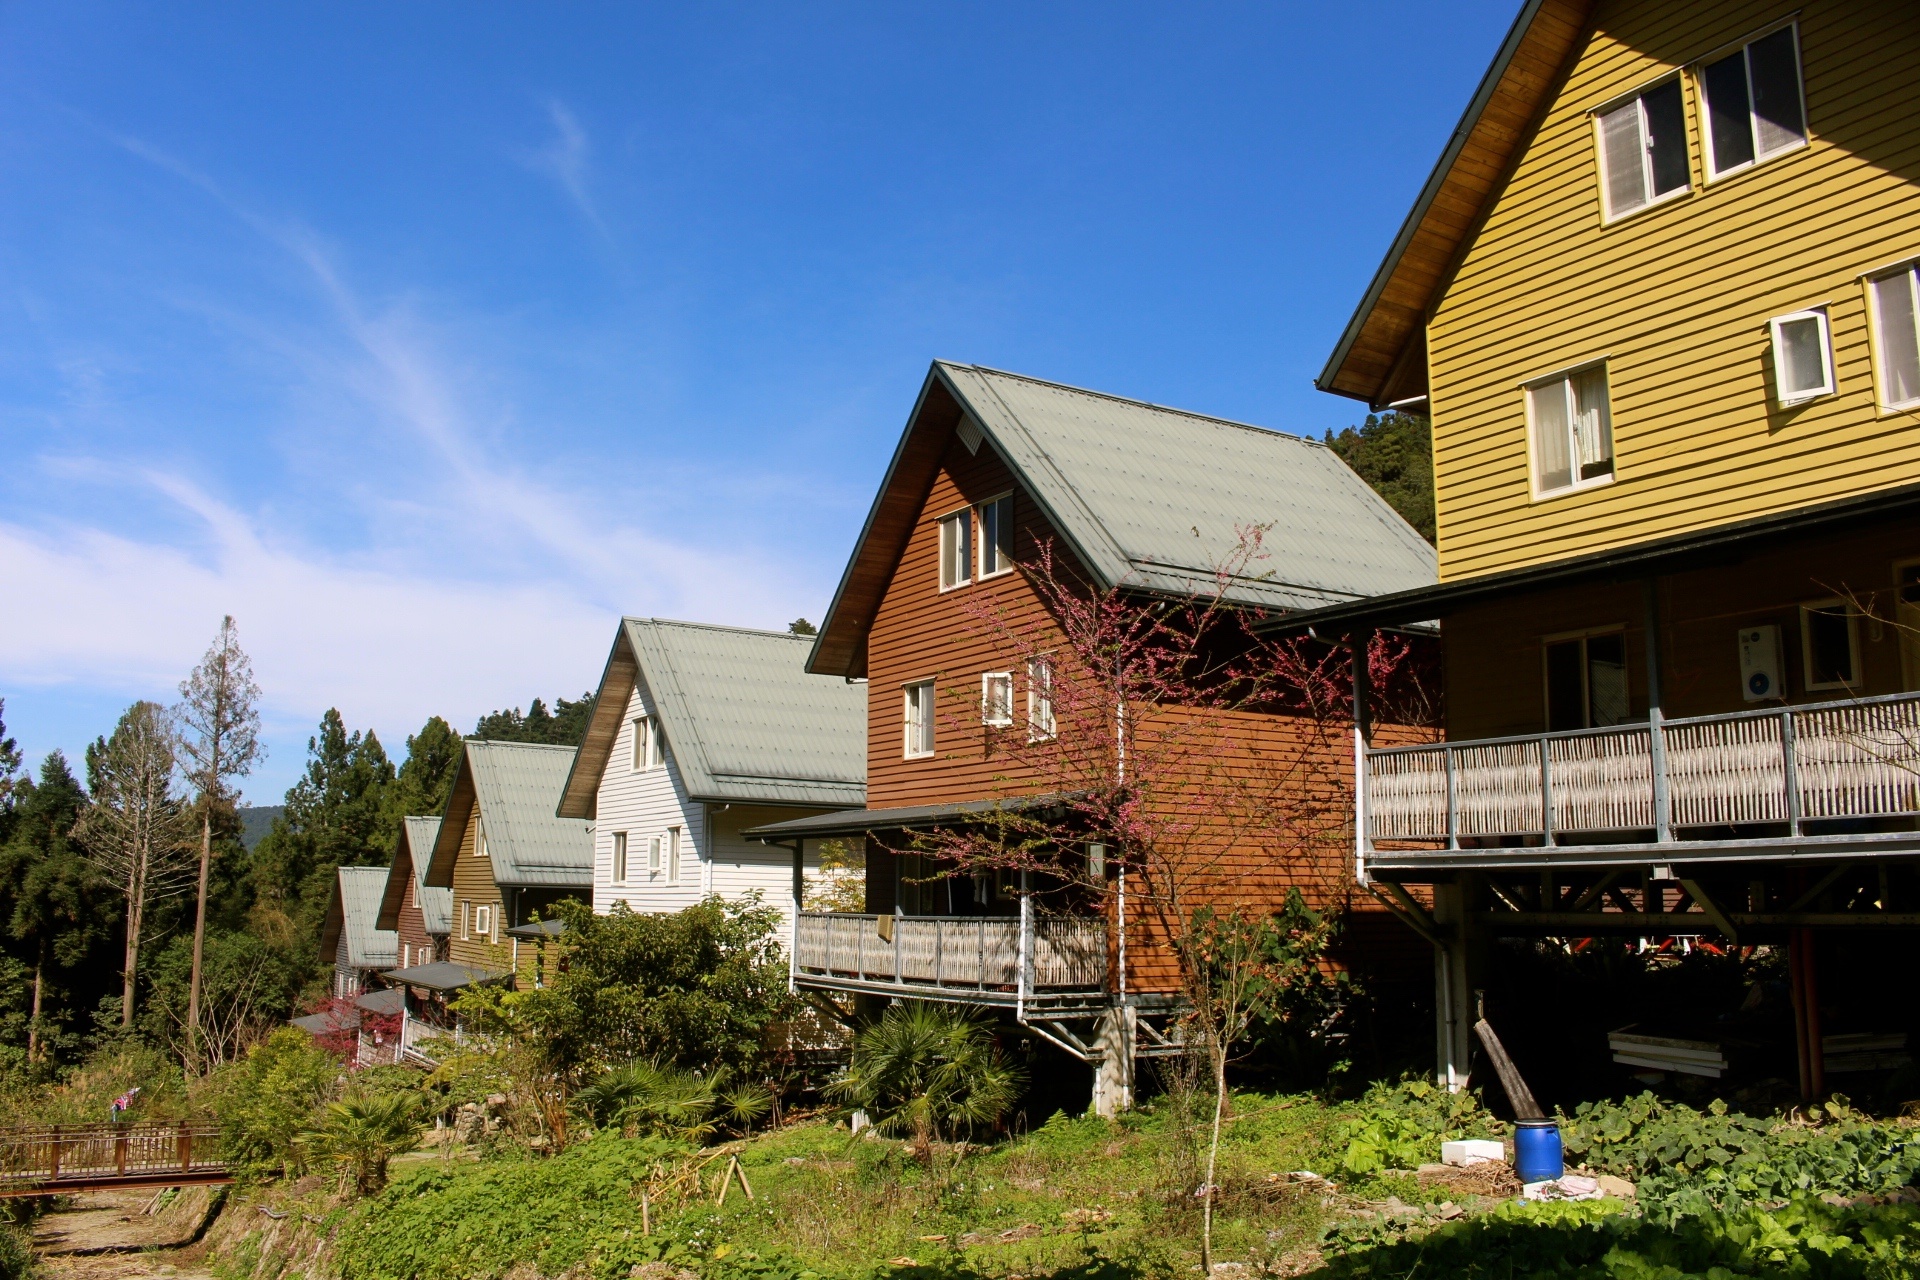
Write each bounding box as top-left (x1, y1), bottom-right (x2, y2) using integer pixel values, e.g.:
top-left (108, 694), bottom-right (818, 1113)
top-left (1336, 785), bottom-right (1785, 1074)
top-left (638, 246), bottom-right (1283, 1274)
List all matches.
top-left (303, 1089), bottom-right (425, 1196)
top-left (828, 1002), bottom-right (1025, 1163)
top-left (576, 1061), bottom-right (721, 1142)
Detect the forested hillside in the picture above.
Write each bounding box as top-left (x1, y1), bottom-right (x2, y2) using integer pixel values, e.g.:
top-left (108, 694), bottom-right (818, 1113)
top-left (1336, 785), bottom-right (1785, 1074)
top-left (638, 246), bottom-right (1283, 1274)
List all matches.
top-left (0, 674), bottom-right (594, 1079)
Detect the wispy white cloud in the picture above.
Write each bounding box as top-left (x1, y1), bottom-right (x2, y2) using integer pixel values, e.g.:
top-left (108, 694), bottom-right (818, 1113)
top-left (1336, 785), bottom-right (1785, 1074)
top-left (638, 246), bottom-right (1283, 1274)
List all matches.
top-left (2, 130), bottom-right (832, 794)
top-left (519, 99), bottom-right (610, 243)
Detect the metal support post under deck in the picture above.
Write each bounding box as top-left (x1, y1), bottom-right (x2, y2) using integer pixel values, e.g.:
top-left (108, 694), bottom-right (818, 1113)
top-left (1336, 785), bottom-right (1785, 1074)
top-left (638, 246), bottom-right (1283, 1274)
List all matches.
top-left (1644, 578), bottom-right (1672, 843)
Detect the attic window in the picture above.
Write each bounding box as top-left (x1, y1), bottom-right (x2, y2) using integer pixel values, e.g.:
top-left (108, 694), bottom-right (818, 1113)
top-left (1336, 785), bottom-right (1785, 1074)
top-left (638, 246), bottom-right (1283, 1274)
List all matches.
top-left (938, 510), bottom-right (972, 590)
top-left (1701, 24), bottom-right (1807, 180)
top-left (632, 716), bottom-right (664, 771)
top-left (1595, 76), bottom-right (1689, 221)
top-left (978, 495), bottom-right (1013, 577)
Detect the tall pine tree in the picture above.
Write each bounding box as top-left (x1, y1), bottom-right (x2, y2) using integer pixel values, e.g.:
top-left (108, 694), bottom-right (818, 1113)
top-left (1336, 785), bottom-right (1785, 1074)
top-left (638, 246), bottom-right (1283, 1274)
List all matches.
top-left (0, 753), bottom-right (113, 1064)
top-left (250, 710), bottom-right (395, 938)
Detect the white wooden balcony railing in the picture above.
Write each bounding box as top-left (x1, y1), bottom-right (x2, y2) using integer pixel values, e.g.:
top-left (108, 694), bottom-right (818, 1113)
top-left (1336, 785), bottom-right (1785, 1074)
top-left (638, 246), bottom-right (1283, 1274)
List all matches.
top-left (1364, 691), bottom-right (1920, 865)
top-left (792, 912), bottom-right (1106, 1004)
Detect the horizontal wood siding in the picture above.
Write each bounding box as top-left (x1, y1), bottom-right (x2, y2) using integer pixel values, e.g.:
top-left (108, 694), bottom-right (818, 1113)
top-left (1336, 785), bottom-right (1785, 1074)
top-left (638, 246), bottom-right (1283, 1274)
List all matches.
top-left (866, 437), bottom-right (1063, 807)
top-left (1444, 517), bottom-right (1920, 740)
top-left (1429, 0), bottom-right (1920, 580)
top-left (861, 428), bottom-right (1416, 995)
top-left (592, 686), bottom-right (832, 947)
top-left (448, 795), bottom-right (511, 974)
top-left (394, 864), bottom-right (438, 969)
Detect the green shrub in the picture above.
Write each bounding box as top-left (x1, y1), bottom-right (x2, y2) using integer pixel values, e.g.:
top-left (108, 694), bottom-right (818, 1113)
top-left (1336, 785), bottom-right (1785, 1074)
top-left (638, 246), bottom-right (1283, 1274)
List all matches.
top-left (203, 1027), bottom-right (339, 1178)
top-left (1561, 1094), bottom-right (1920, 1218)
top-left (1318, 1195), bottom-right (1920, 1279)
top-left (828, 1002), bottom-right (1024, 1161)
top-left (305, 1088), bottom-right (428, 1195)
top-left (0, 1221), bottom-right (33, 1280)
top-left (1329, 1077), bottom-right (1502, 1175)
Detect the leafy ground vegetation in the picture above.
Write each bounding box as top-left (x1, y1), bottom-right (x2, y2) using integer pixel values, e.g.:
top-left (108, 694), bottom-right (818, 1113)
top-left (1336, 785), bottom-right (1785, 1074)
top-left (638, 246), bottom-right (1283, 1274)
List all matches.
top-left (176, 1075), bottom-right (1920, 1280)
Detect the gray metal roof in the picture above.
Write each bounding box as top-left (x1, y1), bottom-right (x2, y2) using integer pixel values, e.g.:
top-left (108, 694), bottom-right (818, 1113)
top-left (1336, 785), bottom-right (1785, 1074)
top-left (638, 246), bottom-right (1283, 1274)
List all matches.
top-left (942, 364), bottom-right (1437, 610)
top-left (557, 619), bottom-right (867, 817)
top-left (403, 816), bottom-right (453, 934)
top-left (329, 865), bottom-right (399, 970)
top-left (387, 960), bottom-right (504, 992)
top-left (808, 362), bottom-right (1439, 677)
top-left (464, 741), bottom-right (594, 887)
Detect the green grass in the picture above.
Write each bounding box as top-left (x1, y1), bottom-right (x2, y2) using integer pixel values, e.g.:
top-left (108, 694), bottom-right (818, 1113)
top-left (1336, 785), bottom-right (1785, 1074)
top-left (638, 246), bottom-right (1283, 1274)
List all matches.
top-left (260, 1089), bottom-right (1920, 1280)
top-left (328, 1093), bottom-right (1345, 1280)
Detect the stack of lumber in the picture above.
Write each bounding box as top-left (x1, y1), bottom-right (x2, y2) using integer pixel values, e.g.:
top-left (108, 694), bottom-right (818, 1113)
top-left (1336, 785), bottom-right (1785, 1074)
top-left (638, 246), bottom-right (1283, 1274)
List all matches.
top-left (1823, 1032), bottom-right (1911, 1074)
top-left (1608, 1026), bottom-right (1727, 1078)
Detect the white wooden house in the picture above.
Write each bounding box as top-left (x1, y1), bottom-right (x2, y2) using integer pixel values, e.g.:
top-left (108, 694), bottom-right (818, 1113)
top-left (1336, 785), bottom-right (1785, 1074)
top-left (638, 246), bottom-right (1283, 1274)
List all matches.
top-left (556, 619), bottom-right (867, 943)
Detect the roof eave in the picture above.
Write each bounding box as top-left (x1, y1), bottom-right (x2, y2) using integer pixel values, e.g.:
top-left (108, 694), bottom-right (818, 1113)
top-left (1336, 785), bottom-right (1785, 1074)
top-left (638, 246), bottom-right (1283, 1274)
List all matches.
top-left (556, 623), bottom-right (640, 819)
top-left (1257, 481), bottom-right (1920, 635)
top-left (1317, 0), bottom-right (1583, 407)
top-left (808, 364), bottom-right (957, 679)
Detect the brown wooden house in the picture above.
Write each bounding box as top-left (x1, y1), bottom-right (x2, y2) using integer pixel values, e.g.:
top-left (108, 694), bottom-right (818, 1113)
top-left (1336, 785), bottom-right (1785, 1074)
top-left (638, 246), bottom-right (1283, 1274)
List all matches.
top-left (376, 816), bottom-right (452, 970)
top-left (748, 362), bottom-right (1438, 1112)
top-left (421, 739), bottom-right (593, 985)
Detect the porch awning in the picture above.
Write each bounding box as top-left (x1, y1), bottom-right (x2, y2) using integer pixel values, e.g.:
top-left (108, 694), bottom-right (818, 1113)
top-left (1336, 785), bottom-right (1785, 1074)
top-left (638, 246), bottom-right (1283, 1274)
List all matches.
top-left (291, 1009), bottom-right (356, 1035)
top-left (386, 961), bottom-right (503, 992)
top-left (745, 793), bottom-right (1077, 842)
top-left (505, 918), bottom-right (566, 940)
top-left (1256, 480), bottom-right (1920, 636)
top-left (354, 987), bottom-right (405, 1016)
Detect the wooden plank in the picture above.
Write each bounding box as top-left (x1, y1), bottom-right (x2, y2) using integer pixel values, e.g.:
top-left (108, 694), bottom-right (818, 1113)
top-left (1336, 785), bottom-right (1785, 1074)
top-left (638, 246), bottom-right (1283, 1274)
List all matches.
top-left (1473, 1019), bottom-right (1546, 1120)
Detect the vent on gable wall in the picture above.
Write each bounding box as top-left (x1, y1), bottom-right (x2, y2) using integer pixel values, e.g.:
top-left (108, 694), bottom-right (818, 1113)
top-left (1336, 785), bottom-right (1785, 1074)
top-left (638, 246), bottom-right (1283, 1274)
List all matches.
top-left (956, 417), bottom-right (983, 455)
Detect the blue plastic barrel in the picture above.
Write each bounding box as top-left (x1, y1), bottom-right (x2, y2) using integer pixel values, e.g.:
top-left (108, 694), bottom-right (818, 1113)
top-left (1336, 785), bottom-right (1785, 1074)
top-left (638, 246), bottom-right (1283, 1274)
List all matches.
top-left (1513, 1120), bottom-right (1563, 1182)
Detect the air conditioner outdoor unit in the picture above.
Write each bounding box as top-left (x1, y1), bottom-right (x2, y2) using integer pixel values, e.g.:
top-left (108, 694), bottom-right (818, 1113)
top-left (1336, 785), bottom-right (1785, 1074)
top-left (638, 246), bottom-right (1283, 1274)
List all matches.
top-left (1739, 625), bottom-right (1783, 702)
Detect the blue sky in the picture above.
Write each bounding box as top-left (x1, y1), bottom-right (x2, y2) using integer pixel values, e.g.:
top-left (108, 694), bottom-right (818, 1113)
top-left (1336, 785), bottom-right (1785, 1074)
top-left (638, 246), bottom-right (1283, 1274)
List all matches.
top-left (0, 1), bottom-right (1515, 802)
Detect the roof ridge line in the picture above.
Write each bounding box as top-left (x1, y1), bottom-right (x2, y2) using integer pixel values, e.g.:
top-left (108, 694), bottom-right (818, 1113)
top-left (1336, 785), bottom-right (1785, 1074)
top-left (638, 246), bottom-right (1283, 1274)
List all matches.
top-left (622, 616), bottom-right (813, 640)
top-left (944, 360), bottom-right (1324, 448)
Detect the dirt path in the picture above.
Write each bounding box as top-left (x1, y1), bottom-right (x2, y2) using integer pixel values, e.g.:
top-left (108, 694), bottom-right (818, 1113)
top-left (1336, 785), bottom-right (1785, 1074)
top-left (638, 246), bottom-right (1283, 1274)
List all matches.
top-left (30, 1186), bottom-right (221, 1279)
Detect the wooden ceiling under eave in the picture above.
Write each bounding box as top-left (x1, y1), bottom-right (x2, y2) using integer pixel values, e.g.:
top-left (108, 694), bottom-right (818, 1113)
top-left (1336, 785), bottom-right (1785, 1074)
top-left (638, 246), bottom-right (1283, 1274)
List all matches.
top-left (1319, 0), bottom-right (1595, 409)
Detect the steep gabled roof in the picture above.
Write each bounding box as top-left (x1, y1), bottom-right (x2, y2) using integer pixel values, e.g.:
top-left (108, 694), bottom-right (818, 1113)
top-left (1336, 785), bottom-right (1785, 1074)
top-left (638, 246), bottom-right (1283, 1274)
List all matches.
top-left (425, 741), bottom-right (592, 890)
top-left (557, 618), bottom-right (867, 818)
top-left (809, 361), bottom-right (1438, 677)
top-left (1317, 0), bottom-right (1595, 408)
top-left (319, 865), bottom-right (399, 971)
top-left (376, 816), bottom-right (451, 934)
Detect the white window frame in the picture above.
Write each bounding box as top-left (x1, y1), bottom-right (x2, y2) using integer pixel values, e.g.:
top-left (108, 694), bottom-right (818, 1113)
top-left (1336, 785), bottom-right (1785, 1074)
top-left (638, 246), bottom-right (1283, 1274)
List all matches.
top-left (648, 834), bottom-right (663, 875)
top-left (903, 680), bottom-right (936, 758)
top-left (459, 900), bottom-right (470, 941)
top-left (666, 827), bottom-right (682, 885)
top-left (474, 903), bottom-right (493, 940)
top-left (937, 509), bottom-right (972, 591)
top-left (1525, 361), bottom-right (1616, 501)
top-left (1799, 598), bottom-right (1862, 692)
top-left (1698, 21), bottom-right (1809, 184)
top-left (632, 715), bottom-right (664, 771)
top-left (977, 493), bottom-right (1015, 579)
top-left (1027, 656), bottom-right (1056, 742)
top-left (611, 831), bottom-right (628, 885)
top-left (1591, 74), bottom-right (1691, 224)
top-left (1866, 261), bottom-right (1920, 412)
top-left (1768, 308), bottom-right (1836, 406)
top-left (474, 818), bottom-right (488, 857)
top-left (981, 672), bottom-right (1013, 727)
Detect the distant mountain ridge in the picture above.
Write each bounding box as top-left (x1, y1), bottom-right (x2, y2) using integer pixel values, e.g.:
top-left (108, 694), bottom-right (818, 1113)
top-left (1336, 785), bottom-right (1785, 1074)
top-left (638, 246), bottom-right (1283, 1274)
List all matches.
top-left (238, 805), bottom-right (284, 852)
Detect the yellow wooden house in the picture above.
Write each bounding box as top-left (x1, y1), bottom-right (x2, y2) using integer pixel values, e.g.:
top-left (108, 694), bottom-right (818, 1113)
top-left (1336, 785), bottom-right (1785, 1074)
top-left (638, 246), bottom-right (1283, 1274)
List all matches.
top-left (1272, 0), bottom-right (1920, 1098)
top-left (419, 739), bottom-right (593, 986)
